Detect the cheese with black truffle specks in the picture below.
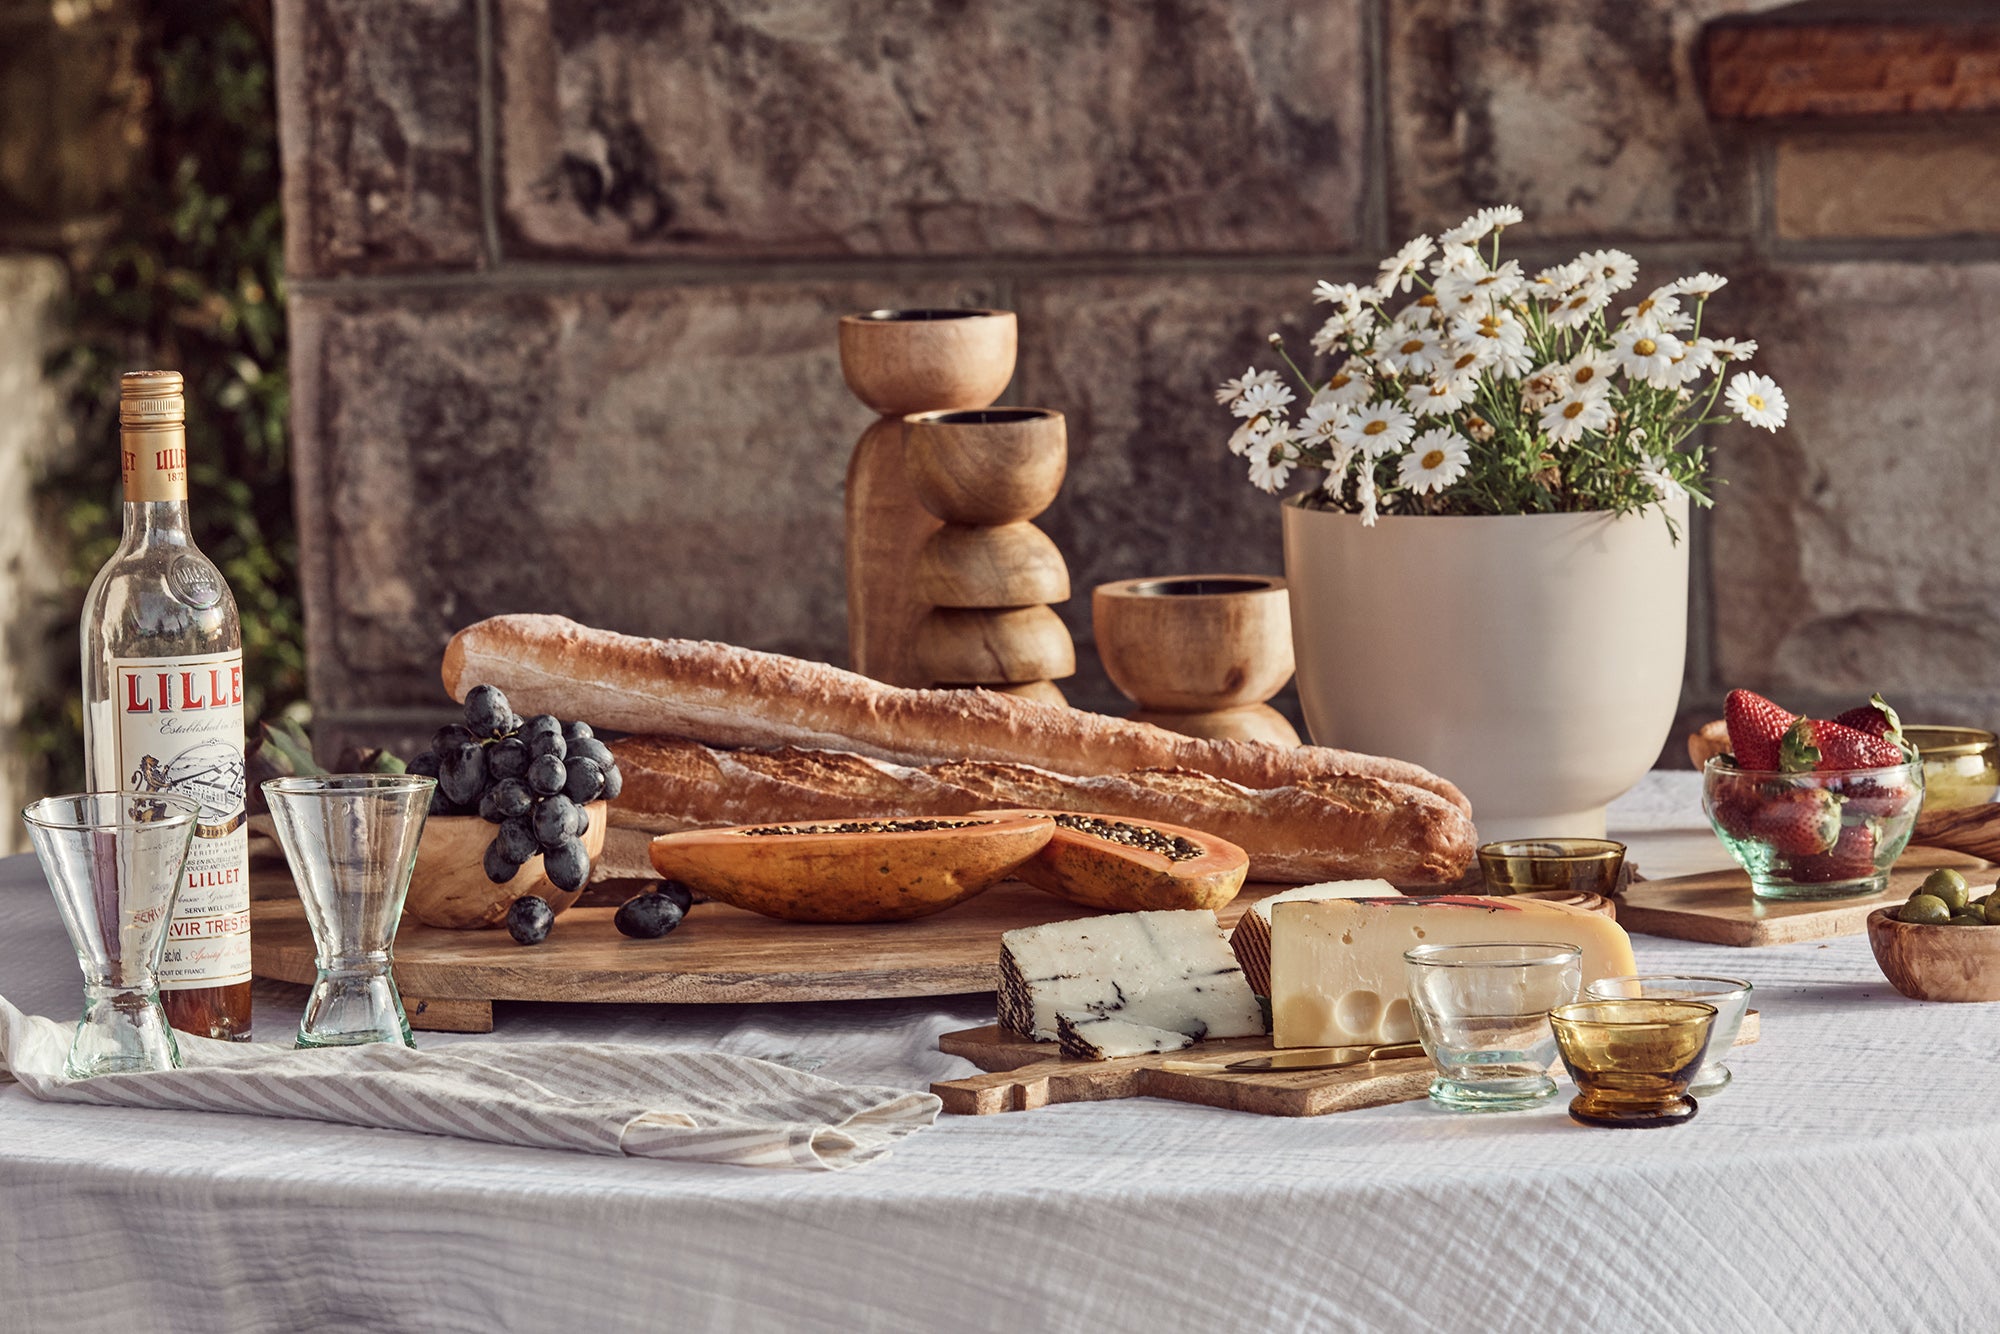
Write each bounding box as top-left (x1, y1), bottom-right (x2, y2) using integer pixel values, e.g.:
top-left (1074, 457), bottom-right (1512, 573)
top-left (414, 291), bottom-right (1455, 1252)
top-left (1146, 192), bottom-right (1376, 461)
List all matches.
top-left (1056, 1013), bottom-right (1194, 1060)
top-left (1269, 895), bottom-right (1637, 1048)
top-left (997, 909), bottom-right (1265, 1044)
top-left (1230, 880), bottom-right (1398, 996)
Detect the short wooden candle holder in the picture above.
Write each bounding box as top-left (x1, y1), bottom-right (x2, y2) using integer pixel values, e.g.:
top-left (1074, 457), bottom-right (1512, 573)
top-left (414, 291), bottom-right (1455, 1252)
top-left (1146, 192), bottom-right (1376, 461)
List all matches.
top-left (905, 407), bottom-right (1074, 702)
top-left (1092, 575), bottom-right (1300, 746)
top-left (839, 309), bottom-right (1017, 687)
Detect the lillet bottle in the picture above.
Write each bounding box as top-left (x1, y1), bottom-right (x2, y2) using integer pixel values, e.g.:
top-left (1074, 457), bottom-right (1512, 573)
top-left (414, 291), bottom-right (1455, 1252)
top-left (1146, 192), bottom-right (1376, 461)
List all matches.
top-left (81, 370), bottom-right (252, 1040)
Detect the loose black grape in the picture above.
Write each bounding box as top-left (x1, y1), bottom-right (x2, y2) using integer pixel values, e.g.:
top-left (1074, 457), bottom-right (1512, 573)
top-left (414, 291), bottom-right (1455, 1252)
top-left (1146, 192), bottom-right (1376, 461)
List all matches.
top-left (506, 896), bottom-right (554, 945)
top-left (600, 762), bottom-right (624, 802)
top-left (437, 742), bottom-right (487, 806)
top-left (489, 776), bottom-right (534, 820)
top-left (569, 736), bottom-right (614, 771)
top-left (463, 684), bottom-right (512, 738)
top-left (432, 723), bottom-right (478, 754)
top-left (496, 816), bottom-right (538, 864)
top-left (407, 748), bottom-right (442, 779)
top-left (526, 730), bottom-right (567, 763)
top-left (614, 891), bottom-right (684, 939)
top-left (483, 839), bottom-right (522, 883)
top-left (543, 837), bottom-right (589, 893)
top-left (427, 787), bottom-right (459, 817)
top-left (505, 713), bottom-right (524, 735)
top-left (655, 880), bottom-right (695, 914)
top-left (563, 720), bottom-right (594, 743)
top-left (531, 794), bottom-right (575, 848)
top-left (487, 736), bottom-right (529, 781)
top-left (526, 752), bottom-right (566, 796)
top-left (562, 756), bottom-right (604, 804)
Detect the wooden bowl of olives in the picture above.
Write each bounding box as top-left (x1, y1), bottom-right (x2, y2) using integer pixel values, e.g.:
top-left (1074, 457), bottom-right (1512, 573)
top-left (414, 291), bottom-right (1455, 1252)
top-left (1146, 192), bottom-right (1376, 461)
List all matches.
top-left (1868, 868), bottom-right (2000, 1002)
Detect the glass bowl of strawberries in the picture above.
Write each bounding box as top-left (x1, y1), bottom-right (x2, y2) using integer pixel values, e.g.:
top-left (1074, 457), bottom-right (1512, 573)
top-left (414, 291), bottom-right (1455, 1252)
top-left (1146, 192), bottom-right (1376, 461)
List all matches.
top-left (1702, 690), bottom-right (1925, 901)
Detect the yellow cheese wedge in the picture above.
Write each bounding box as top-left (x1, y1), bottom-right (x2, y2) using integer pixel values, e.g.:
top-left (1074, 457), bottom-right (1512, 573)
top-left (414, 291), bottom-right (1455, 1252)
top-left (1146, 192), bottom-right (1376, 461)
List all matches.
top-left (1229, 880), bottom-right (1397, 996)
top-left (1269, 895), bottom-right (1638, 1049)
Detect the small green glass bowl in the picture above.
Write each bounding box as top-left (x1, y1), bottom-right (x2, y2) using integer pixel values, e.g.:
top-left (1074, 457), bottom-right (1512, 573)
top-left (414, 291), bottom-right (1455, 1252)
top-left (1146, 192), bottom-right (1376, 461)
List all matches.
top-left (1477, 838), bottom-right (1626, 897)
top-left (1904, 726), bottom-right (1999, 813)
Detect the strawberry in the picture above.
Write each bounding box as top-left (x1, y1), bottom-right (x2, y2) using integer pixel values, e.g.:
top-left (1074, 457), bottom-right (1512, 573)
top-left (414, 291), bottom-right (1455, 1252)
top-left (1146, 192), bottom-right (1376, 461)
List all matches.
top-left (1748, 787), bottom-right (1842, 858)
top-left (1842, 775), bottom-right (1922, 821)
top-left (1789, 823), bottom-right (1878, 884)
top-left (1724, 689), bottom-right (1796, 771)
top-left (1834, 692), bottom-right (1916, 761)
top-left (1779, 717), bottom-right (1906, 772)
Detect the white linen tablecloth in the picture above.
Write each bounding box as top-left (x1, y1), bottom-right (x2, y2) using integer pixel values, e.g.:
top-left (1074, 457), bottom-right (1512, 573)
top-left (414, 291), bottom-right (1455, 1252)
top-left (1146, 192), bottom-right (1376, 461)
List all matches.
top-left (4, 771), bottom-right (1999, 1333)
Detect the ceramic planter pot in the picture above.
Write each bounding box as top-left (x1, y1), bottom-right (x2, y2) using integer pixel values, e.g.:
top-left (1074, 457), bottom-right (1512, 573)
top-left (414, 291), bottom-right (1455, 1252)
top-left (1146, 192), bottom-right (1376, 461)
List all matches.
top-left (1281, 496), bottom-right (1688, 841)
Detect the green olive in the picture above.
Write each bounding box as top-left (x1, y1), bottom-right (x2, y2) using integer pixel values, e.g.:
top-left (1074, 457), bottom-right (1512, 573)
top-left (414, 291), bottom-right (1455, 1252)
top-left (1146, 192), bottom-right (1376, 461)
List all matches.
top-left (1900, 895), bottom-right (1951, 925)
top-left (1921, 869), bottom-right (1970, 912)
top-left (1951, 913), bottom-right (1985, 927)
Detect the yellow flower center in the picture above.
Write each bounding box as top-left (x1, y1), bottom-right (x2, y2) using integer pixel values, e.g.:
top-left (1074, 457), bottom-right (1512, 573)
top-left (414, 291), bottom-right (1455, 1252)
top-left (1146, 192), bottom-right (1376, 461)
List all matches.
top-left (1416, 294), bottom-right (1437, 308)
top-left (1575, 365), bottom-right (1597, 384)
top-left (1454, 352), bottom-right (1478, 371)
top-left (1634, 298), bottom-right (1655, 315)
top-left (1363, 419), bottom-right (1388, 436)
top-left (1633, 337), bottom-right (1657, 357)
top-left (1745, 392), bottom-right (1765, 411)
top-left (1563, 401), bottom-right (1586, 420)
top-left (1421, 449), bottom-right (1446, 470)
top-left (1328, 372), bottom-right (1351, 390)
top-left (1566, 294), bottom-right (1590, 310)
top-left (1400, 338), bottom-right (1425, 355)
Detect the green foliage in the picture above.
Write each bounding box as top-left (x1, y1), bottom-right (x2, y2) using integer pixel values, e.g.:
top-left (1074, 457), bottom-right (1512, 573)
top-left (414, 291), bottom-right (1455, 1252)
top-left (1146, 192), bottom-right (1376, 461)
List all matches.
top-left (28, 0), bottom-right (298, 795)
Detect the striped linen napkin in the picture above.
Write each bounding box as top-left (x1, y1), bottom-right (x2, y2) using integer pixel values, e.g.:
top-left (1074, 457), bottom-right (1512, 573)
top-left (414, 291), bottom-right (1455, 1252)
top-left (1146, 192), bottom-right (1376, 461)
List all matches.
top-left (0, 997), bottom-right (939, 1170)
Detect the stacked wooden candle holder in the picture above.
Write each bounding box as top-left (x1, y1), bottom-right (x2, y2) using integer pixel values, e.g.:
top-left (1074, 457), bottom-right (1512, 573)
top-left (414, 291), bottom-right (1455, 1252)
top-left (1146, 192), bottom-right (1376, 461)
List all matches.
top-left (905, 408), bottom-right (1074, 705)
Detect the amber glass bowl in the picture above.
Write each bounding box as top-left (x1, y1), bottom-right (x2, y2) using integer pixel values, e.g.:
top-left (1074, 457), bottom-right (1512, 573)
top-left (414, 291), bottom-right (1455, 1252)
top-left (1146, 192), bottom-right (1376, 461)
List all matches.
top-left (1904, 726), bottom-right (1999, 812)
top-left (1477, 838), bottom-right (1626, 897)
top-left (1550, 998), bottom-right (1716, 1129)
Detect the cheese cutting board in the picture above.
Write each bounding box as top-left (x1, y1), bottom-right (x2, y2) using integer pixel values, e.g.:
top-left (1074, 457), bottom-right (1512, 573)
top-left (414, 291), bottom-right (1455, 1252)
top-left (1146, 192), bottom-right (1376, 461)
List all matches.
top-left (934, 1012), bottom-right (1761, 1117)
top-left (1615, 847), bottom-right (1987, 947)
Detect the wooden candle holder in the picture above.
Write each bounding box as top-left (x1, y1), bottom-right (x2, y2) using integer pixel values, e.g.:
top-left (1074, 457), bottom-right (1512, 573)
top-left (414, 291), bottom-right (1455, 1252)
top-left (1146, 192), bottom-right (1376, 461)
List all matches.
top-left (1092, 575), bottom-right (1300, 746)
top-left (839, 309), bottom-right (1017, 686)
top-left (905, 408), bottom-right (1074, 702)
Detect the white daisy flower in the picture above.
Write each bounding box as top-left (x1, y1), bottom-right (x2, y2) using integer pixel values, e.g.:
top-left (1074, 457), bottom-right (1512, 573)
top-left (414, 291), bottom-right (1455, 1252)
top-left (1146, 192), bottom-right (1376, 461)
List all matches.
top-left (1451, 309), bottom-right (1532, 378)
top-left (1233, 379), bottom-right (1296, 421)
top-left (1336, 401), bottom-right (1417, 458)
top-left (1532, 261), bottom-right (1587, 295)
top-left (1704, 337), bottom-right (1757, 363)
top-left (1612, 326), bottom-right (1685, 387)
top-left (1431, 241), bottom-right (1485, 278)
top-left (1565, 349), bottom-right (1618, 398)
top-left (1437, 340), bottom-right (1493, 378)
top-left (1319, 444), bottom-right (1356, 494)
top-left (1299, 398), bottom-right (1349, 444)
top-left (1214, 366), bottom-right (1282, 407)
top-left (1546, 281), bottom-right (1611, 330)
top-left (1519, 367), bottom-right (1570, 413)
top-left (1575, 248), bottom-right (1639, 294)
top-left (1398, 428), bottom-right (1471, 494)
top-left (1357, 460), bottom-right (1380, 526)
top-left (1411, 373), bottom-right (1479, 416)
top-left (1316, 364), bottom-right (1375, 408)
top-left (1247, 430), bottom-right (1300, 493)
top-left (1637, 463), bottom-right (1688, 503)
top-left (1620, 288), bottom-right (1687, 334)
top-left (1669, 272), bottom-right (1728, 300)
top-left (1227, 418), bottom-right (1266, 457)
top-left (1436, 259), bottom-right (1526, 309)
top-left (1312, 280), bottom-right (1368, 307)
top-left (1725, 371), bottom-right (1788, 430)
top-left (1539, 391), bottom-right (1616, 445)
top-left (1439, 205), bottom-right (1523, 247)
top-left (1463, 412), bottom-right (1497, 444)
top-left (1375, 234), bottom-right (1436, 296)
top-left (1376, 324), bottom-right (1444, 377)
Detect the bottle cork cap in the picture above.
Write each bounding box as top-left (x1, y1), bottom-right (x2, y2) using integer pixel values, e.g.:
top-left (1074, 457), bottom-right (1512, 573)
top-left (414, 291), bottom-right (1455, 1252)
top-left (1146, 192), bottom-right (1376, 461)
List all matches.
top-left (120, 370), bottom-right (185, 427)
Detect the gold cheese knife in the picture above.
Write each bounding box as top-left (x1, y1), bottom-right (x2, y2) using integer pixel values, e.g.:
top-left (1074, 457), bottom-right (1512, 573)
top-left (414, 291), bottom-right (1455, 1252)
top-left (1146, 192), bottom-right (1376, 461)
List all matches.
top-left (1158, 1041), bottom-right (1428, 1075)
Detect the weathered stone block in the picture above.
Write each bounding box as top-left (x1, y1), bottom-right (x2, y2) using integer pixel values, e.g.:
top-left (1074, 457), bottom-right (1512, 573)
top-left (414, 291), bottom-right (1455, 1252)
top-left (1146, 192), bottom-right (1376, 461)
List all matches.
top-left (291, 278), bottom-right (1000, 715)
top-left (1387, 0), bottom-right (1760, 243)
top-left (1776, 127), bottom-right (2000, 240)
top-left (1709, 262), bottom-right (2000, 722)
top-left (276, 0), bottom-right (483, 277)
top-left (496, 0), bottom-right (1366, 258)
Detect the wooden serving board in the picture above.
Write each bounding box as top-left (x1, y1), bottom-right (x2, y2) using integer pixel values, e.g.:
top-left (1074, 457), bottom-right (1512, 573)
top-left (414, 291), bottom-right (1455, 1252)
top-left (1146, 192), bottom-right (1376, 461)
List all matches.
top-left (935, 1012), bottom-right (1761, 1117)
top-left (1616, 847), bottom-right (1988, 948)
top-left (249, 879), bottom-right (1283, 1034)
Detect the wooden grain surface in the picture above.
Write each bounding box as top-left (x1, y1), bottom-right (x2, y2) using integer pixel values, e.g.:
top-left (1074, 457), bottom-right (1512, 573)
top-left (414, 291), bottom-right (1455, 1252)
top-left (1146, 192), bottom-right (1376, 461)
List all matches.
top-left (933, 1013), bottom-right (1761, 1118)
top-left (1616, 847), bottom-right (1988, 948)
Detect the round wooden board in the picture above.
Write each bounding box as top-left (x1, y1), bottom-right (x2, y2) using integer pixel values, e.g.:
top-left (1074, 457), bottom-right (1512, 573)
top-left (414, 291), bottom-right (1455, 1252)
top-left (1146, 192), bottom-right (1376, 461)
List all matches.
top-left (250, 882), bottom-right (1284, 1009)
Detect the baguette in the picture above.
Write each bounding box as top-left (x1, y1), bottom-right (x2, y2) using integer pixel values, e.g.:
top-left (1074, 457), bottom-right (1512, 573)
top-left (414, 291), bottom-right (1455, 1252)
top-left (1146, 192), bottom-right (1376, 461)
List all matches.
top-left (605, 735), bottom-right (1476, 886)
top-left (443, 615), bottom-right (1469, 813)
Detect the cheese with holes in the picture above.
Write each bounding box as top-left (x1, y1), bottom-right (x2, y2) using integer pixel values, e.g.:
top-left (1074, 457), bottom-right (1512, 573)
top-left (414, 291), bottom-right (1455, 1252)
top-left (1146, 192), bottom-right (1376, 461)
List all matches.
top-left (1056, 1013), bottom-right (1194, 1060)
top-left (1230, 880), bottom-right (1398, 995)
top-left (997, 909), bottom-right (1265, 1046)
top-left (1269, 895), bottom-right (1637, 1048)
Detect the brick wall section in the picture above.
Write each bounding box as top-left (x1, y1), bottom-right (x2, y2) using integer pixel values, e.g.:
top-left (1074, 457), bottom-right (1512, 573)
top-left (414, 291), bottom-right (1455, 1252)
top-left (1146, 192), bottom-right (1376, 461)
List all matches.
top-left (279, 0), bottom-right (2000, 760)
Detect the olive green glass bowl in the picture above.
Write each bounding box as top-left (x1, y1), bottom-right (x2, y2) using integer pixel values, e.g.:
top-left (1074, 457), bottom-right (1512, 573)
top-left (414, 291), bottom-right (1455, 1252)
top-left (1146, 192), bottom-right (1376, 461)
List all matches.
top-left (1477, 838), bottom-right (1626, 897)
top-left (1904, 726), bottom-right (1999, 813)
top-left (1550, 998), bottom-right (1716, 1129)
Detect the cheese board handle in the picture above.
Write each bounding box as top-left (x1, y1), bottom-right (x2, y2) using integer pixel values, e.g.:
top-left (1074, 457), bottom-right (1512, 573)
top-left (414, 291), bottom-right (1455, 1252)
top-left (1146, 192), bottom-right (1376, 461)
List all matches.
top-left (931, 1055), bottom-right (1149, 1115)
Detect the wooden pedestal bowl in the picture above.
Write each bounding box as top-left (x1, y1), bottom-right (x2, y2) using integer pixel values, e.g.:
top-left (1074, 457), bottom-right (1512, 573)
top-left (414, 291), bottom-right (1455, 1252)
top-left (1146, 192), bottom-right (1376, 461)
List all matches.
top-left (1867, 907), bottom-right (2000, 1002)
top-left (903, 408), bottom-right (1067, 525)
top-left (837, 309), bottom-right (1017, 417)
top-left (1094, 575), bottom-right (1300, 746)
top-left (406, 802), bottom-right (607, 929)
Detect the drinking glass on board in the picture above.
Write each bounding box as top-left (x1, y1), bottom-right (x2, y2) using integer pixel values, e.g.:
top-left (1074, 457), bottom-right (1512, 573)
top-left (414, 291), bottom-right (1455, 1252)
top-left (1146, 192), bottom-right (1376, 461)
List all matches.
top-left (22, 790), bottom-right (201, 1079)
top-left (1404, 941), bottom-right (1583, 1112)
top-left (262, 774), bottom-right (434, 1050)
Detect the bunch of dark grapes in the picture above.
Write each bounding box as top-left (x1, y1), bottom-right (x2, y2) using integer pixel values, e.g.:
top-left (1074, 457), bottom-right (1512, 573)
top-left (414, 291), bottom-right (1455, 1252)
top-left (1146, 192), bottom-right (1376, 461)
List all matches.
top-left (407, 684), bottom-right (625, 944)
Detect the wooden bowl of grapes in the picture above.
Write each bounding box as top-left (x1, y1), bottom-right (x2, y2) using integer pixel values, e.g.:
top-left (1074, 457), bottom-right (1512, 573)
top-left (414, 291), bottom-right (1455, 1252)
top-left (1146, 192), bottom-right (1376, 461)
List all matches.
top-left (406, 803), bottom-right (606, 930)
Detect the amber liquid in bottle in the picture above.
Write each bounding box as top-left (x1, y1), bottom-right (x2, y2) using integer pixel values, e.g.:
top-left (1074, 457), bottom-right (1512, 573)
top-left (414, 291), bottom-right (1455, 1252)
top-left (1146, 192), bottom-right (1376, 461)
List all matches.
top-left (80, 371), bottom-right (253, 1040)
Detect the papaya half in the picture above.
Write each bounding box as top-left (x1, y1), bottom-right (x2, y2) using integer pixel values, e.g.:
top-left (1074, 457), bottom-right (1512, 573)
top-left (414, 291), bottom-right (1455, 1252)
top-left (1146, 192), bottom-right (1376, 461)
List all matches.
top-left (647, 815), bottom-right (1054, 923)
top-left (973, 809), bottom-right (1249, 912)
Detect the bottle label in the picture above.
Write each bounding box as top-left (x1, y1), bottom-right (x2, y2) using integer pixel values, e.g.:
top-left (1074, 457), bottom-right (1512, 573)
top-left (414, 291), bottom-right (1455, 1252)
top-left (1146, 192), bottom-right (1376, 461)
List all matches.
top-left (122, 423), bottom-right (189, 503)
top-left (110, 650), bottom-right (251, 989)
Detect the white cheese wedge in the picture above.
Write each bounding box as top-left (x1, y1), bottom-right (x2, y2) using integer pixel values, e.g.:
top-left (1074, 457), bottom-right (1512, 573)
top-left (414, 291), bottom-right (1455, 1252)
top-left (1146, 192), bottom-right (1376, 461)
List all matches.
top-left (997, 909), bottom-right (1266, 1046)
top-left (1055, 1013), bottom-right (1195, 1060)
top-left (1269, 895), bottom-right (1638, 1048)
top-left (1229, 880), bottom-right (1399, 995)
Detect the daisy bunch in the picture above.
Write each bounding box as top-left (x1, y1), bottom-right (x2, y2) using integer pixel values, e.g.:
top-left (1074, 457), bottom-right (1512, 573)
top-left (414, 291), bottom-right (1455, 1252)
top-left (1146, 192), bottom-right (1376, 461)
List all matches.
top-left (1213, 207), bottom-right (1786, 529)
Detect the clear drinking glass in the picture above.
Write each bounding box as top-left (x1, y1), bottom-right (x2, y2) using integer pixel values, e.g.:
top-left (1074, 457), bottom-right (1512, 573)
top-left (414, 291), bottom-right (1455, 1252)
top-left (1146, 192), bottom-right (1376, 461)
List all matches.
top-left (1585, 974), bottom-right (1751, 1097)
top-left (1404, 941), bottom-right (1583, 1111)
top-left (22, 790), bottom-right (202, 1078)
top-left (262, 774), bottom-right (434, 1049)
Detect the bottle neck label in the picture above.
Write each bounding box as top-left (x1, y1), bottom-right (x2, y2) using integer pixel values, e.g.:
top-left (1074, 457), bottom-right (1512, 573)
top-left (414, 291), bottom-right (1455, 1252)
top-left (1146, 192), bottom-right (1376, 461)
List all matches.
top-left (122, 422), bottom-right (189, 503)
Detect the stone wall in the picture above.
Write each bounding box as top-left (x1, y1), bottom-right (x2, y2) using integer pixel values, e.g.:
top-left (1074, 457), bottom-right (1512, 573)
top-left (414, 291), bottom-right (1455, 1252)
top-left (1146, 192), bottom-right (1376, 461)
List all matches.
top-left (278, 0), bottom-right (2000, 759)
